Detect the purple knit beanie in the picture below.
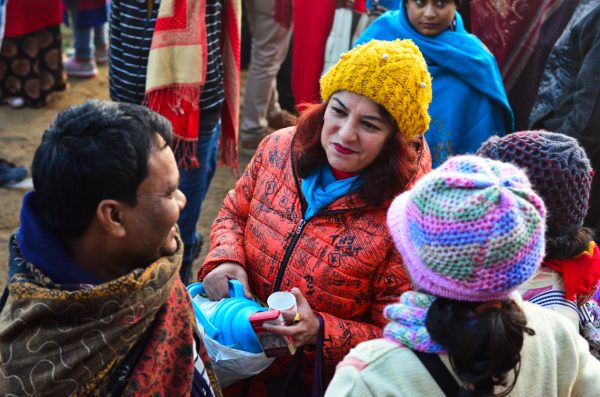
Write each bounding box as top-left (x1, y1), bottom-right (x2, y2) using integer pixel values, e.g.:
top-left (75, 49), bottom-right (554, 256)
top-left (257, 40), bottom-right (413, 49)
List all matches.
top-left (387, 155), bottom-right (546, 301)
top-left (477, 131), bottom-right (592, 238)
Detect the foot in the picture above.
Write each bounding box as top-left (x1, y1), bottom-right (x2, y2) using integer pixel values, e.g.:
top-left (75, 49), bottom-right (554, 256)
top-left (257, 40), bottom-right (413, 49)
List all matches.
top-left (95, 46), bottom-right (109, 66)
top-left (64, 56), bottom-right (98, 78)
top-left (7, 97), bottom-right (24, 108)
top-left (268, 110), bottom-right (298, 130)
top-left (0, 159), bottom-right (27, 187)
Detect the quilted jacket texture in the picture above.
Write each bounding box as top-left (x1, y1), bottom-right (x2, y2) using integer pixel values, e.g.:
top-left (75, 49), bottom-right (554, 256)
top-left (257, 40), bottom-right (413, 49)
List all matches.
top-left (199, 127), bottom-right (431, 394)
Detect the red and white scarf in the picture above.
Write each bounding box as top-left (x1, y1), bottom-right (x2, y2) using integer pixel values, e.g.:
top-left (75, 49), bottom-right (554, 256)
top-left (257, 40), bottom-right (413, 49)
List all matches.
top-left (145, 0), bottom-right (207, 168)
top-left (145, 0), bottom-right (240, 171)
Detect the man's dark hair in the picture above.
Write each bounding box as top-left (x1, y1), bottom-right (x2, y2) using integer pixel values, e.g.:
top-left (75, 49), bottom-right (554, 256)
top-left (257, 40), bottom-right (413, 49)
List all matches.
top-left (32, 100), bottom-right (173, 237)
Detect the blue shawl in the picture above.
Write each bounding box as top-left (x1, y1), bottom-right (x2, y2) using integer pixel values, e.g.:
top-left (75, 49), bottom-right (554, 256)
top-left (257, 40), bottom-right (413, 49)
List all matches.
top-left (355, 8), bottom-right (513, 167)
top-left (301, 165), bottom-right (360, 220)
top-left (15, 191), bottom-right (100, 285)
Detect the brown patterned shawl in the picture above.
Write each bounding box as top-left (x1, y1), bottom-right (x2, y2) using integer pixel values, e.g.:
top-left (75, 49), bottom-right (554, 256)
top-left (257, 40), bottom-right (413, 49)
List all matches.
top-left (0, 235), bottom-right (220, 396)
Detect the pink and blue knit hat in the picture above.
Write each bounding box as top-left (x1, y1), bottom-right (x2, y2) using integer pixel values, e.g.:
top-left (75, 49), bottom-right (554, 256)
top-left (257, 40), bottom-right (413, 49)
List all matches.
top-left (387, 155), bottom-right (547, 301)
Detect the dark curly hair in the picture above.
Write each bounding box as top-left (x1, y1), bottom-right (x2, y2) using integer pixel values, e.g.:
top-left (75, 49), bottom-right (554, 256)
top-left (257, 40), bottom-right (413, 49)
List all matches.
top-left (32, 100), bottom-right (172, 237)
top-left (426, 298), bottom-right (535, 397)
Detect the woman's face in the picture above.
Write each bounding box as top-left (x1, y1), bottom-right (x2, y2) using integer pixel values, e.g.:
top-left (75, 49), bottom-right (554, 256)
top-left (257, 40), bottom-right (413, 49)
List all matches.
top-left (406, 0), bottom-right (457, 37)
top-left (321, 91), bottom-right (393, 173)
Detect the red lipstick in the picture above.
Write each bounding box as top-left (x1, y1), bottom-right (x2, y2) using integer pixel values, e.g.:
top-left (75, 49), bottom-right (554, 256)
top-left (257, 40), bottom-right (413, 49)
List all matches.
top-left (333, 143), bottom-right (355, 155)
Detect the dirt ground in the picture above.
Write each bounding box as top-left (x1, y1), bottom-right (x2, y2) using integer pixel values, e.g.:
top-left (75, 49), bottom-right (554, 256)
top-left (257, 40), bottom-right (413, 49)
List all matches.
top-left (0, 65), bottom-right (251, 285)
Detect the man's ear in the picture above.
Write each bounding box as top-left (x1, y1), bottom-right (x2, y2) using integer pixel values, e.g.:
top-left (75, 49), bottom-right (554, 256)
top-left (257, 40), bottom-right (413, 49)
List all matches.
top-left (96, 199), bottom-right (127, 238)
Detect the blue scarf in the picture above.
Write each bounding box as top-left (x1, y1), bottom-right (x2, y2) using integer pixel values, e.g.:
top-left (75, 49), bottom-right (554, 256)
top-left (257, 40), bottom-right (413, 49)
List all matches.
top-left (301, 165), bottom-right (360, 220)
top-left (355, 8), bottom-right (514, 167)
top-left (15, 191), bottom-right (100, 285)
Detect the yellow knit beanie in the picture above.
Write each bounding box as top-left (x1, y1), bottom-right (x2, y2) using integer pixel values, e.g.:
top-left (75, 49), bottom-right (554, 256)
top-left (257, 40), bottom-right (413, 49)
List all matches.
top-left (320, 39), bottom-right (432, 141)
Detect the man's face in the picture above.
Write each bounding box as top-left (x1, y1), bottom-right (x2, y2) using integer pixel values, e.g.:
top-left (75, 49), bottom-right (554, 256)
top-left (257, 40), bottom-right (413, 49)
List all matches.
top-left (122, 138), bottom-right (186, 266)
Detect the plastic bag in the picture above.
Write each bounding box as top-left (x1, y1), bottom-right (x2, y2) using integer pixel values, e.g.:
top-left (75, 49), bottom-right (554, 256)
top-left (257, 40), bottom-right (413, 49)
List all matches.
top-left (199, 322), bottom-right (275, 387)
top-left (188, 285), bottom-right (275, 387)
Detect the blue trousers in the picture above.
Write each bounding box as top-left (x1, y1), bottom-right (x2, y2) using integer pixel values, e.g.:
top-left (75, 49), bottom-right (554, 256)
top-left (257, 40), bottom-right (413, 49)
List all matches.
top-left (73, 24), bottom-right (107, 59)
top-left (177, 121), bottom-right (221, 282)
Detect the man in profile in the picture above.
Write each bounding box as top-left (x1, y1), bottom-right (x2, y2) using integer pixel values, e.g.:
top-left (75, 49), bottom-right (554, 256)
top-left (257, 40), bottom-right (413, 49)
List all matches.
top-left (0, 100), bottom-right (220, 396)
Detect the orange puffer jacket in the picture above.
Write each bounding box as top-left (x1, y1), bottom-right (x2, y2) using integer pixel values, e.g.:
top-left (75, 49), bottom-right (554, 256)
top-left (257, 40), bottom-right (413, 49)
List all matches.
top-left (199, 128), bottom-right (431, 395)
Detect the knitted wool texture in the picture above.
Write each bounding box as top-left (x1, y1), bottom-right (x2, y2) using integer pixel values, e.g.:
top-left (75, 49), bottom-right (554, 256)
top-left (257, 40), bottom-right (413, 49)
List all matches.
top-left (320, 39), bottom-right (432, 141)
top-left (387, 155), bottom-right (547, 301)
top-left (383, 291), bottom-right (446, 353)
top-left (477, 130), bottom-right (593, 237)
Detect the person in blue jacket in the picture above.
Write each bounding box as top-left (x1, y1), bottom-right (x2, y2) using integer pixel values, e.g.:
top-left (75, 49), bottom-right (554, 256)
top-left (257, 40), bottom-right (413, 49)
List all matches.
top-left (356, 0), bottom-right (513, 167)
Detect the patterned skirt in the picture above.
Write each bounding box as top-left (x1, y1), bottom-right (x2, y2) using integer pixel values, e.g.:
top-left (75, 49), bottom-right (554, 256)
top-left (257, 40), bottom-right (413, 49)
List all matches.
top-left (0, 25), bottom-right (67, 107)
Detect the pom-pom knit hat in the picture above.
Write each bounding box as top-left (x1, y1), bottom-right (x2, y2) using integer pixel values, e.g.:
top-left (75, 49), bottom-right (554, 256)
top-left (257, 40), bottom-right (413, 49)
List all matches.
top-left (387, 155), bottom-right (547, 301)
top-left (477, 131), bottom-right (593, 238)
top-left (320, 39), bottom-right (432, 141)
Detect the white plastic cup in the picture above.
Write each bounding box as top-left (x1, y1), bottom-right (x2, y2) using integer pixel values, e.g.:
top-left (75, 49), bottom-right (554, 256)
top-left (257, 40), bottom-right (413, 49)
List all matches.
top-left (267, 291), bottom-right (297, 312)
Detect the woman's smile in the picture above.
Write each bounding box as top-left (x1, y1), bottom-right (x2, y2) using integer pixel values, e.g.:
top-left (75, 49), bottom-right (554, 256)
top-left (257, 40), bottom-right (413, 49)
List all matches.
top-left (333, 143), bottom-right (356, 155)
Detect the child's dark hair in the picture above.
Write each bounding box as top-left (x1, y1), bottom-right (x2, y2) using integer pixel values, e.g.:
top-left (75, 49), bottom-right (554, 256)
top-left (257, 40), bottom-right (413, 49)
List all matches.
top-left (426, 298), bottom-right (535, 396)
top-left (546, 227), bottom-right (595, 259)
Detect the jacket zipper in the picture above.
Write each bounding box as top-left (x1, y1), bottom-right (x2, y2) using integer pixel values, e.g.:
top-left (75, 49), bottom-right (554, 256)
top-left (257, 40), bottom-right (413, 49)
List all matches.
top-left (273, 152), bottom-right (310, 292)
top-left (273, 218), bottom-right (307, 292)
top-left (273, 135), bottom-right (425, 293)
top-left (272, 207), bottom-right (357, 292)
top-left (273, 145), bottom-right (366, 292)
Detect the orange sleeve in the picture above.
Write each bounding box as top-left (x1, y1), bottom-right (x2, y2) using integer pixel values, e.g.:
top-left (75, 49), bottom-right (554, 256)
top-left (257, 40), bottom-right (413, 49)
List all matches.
top-left (198, 136), bottom-right (269, 281)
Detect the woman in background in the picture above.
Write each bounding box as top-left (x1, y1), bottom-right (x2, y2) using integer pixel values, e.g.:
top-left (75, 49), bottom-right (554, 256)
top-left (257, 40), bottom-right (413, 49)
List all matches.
top-left (356, 0), bottom-right (513, 167)
top-left (0, 0), bottom-right (66, 107)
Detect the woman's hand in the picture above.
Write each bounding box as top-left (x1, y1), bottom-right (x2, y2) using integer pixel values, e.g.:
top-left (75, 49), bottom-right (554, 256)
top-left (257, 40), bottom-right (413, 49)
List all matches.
top-left (262, 288), bottom-right (321, 347)
top-left (201, 262), bottom-right (253, 300)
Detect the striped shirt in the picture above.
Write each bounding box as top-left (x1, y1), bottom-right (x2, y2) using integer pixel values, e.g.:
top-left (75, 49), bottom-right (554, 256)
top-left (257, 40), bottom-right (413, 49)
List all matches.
top-left (109, 0), bottom-right (224, 120)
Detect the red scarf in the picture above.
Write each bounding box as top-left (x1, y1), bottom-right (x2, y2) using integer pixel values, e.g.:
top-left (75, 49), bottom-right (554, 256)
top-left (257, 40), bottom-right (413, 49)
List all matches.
top-left (331, 167), bottom-right (358, 180)
top-left (544, 241), bottom-right (600, 305)
top-left (219, 0), bottom-right (242, 171)
top-left (145, 0), bottom-right (207, 169)
top-left (144, 0), bottom-right (240, 172)
top-left (127, 279), bottom-right (222, 396)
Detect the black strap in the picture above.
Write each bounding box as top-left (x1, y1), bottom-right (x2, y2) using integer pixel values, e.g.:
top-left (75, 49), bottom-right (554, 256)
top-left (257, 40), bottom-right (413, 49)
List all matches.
top-left (312, 315), bottom-right (325, 397)
top-left (413, 351), bottom-right (460, 397)
top-left (0, 285), bottom-right (8, 313)
top-left (265, 347), bottom-right (306, 397)
top-left (264, 315), bottom-right (326, 397)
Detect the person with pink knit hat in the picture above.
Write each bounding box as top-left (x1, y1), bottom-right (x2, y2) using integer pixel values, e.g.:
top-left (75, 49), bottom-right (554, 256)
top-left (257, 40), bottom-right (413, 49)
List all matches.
top-left (326, 155), bottom-right (600, 397)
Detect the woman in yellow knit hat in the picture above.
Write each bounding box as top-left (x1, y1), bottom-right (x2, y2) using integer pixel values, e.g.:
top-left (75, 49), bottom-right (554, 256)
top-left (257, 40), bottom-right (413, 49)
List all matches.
top-left (199, 39), bottom-right (432, 396)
